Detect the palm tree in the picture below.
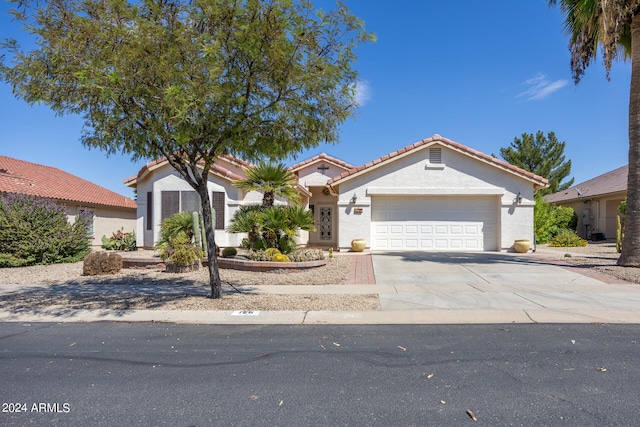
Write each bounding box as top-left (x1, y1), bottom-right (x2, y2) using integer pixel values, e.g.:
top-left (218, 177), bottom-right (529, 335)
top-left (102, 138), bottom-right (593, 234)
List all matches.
top-left (549, 0), bottom-right (640, 266)
top-left (233, 161), bottom-right (301, 208)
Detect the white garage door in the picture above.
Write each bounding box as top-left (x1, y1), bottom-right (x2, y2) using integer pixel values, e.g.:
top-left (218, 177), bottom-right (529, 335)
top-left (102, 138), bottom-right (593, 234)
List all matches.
top-left (371, 196), bottom-right (498, 251)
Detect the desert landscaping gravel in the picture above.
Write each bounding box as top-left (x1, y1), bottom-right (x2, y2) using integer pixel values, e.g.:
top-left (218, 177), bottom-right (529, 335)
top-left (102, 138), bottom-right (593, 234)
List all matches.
top-left (0, 253), bottom-right (381, 311)
top-left (1, 242), bottom-right (639, 313)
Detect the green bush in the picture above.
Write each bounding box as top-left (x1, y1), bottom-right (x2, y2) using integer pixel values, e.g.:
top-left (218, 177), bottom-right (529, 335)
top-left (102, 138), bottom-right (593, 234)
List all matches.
top-left (230, 205), bottom-right (314, 254)
top-left (272, 253), bottom-right (291, 262)
top-left (157, 233), bottom-right (203, 267)
top-left (288, 249), bottom-right (325, 262)
top-left (534, 196), bottom-right (579, 244)
top-left (0, 194), bottom-right (92, 267)
top-left (101, 228), bottom-right (137, 251)
top-left (548, 229), bottom-right (588, 247)
top-left (221, 247), bottom-right (237, 258)
top-left (264, 248), bottom-right (281, 257)
top-left (248, 250), bottom-right (276, 261)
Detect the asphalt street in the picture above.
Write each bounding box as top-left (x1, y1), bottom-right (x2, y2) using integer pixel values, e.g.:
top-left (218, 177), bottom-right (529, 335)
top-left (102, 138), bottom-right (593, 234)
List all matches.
top-left (1, 322), bottom-right (639, 426)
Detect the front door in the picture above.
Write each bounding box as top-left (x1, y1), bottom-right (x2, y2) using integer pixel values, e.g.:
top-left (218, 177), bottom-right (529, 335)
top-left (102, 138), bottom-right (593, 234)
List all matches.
top-left (310, 204), bottom-right (336, 246)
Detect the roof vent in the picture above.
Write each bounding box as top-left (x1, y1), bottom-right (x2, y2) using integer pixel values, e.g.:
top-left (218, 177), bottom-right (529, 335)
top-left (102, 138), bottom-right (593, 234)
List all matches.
top-left (0, 168), bottom-right (8, 174)
top-left (429, 147), bottom-right (442, 164)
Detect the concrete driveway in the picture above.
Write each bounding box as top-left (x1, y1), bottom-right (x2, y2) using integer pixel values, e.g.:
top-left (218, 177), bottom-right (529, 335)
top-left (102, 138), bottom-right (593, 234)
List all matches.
top-left (370, 251), bottom-right (640, 322)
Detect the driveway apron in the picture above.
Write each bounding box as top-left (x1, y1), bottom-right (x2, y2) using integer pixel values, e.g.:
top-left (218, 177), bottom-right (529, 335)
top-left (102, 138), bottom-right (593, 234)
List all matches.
top-left (371, 251), bottom-right (640, 313)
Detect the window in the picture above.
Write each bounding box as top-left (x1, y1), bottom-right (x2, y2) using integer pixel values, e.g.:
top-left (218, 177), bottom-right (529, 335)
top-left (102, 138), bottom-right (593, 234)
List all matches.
top-left (79, 209), bottom-right (94, 236)
top-left (181, 191), bottom-right (201, 213)
top-left (161, 191), bottom-right (180, 222)
top-left (211, 191), bottom-right (225, 230)
top-left (146, 192), bottom-right (153, 230)
top-left (160, 190), bottom-right (224, 229)
top-left (160, 190), bottom-right (203, 222)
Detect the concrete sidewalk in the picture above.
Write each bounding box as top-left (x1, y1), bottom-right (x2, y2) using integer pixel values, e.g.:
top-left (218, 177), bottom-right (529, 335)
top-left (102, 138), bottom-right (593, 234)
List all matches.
top-left (1, 251), bottom-right (640, 325)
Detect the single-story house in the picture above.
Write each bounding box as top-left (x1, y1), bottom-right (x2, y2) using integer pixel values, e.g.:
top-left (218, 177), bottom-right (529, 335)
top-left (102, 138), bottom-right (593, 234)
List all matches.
top-left (125, 135), bottom-right (548, 252)
top-left (545, 165), bottom-right (627, 240)
top-left (0, 155), bottom-right (137, 247)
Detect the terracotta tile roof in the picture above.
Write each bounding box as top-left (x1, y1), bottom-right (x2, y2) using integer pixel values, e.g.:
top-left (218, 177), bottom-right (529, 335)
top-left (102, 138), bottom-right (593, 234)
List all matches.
top-left (545, 165), bottom-right (627, 203)
top-left (289, 153), bottom-right (355, 172)
top-left (327, 134), bottom-right (549, 188)
top-left (124, 156), bottom-right (246, 187)
top-left (0, 156), bottom-right (136, 209)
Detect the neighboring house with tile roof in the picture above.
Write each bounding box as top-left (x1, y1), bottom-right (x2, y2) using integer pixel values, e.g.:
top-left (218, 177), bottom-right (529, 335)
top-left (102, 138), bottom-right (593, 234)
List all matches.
top-left (545, 165), bottom-right (627, 240)
top-left (0, 156), bottom-right (137, 247)
top-left (125, 135), bottom-right (547, 252)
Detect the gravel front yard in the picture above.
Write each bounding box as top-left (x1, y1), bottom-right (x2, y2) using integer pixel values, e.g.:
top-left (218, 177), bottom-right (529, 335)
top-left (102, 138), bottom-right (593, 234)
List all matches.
top-left (1, 242), bottom-right (638, 312)
top-left (0, 253), bottom-right (381, 311)
top-left (533, 242), bottom-right (640, 284)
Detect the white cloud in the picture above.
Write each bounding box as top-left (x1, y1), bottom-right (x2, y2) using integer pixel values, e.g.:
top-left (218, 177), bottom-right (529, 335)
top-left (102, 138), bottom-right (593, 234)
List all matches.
top-left (354, 80), bottom-right (371, 106)
top-left (517, 73), bottom-right (568, 101)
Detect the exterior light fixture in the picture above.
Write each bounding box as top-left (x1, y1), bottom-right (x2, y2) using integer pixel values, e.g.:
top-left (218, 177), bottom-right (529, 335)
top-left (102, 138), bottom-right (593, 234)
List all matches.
top-left (351, 193), bottom-right (358, 204)
top-left (514, 192), bottom-right (523, 205)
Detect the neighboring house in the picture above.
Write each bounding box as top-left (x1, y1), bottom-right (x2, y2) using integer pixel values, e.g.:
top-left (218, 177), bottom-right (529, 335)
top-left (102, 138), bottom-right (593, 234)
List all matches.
top-left (545, 165), bottom-right (627, 240)
top-left (0, 155), bottom-right (137, 247)
top-left (125, 135), bottom-right (548, 252)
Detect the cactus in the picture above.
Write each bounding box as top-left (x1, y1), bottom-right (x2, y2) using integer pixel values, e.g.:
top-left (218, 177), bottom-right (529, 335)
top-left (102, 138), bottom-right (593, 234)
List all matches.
top-left (616, 215), bottom-right (624, 253)
top-left (192, 211), bottom-right (201, 248)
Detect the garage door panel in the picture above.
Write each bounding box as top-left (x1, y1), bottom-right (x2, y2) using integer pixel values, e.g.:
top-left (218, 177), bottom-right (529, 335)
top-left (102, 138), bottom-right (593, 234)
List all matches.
top-left (371, 196), bottom-right (497, 251)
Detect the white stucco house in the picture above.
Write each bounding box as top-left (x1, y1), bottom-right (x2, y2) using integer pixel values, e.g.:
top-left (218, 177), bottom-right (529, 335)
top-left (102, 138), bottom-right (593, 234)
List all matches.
top-left (124, 134), bottom-right (548, 251)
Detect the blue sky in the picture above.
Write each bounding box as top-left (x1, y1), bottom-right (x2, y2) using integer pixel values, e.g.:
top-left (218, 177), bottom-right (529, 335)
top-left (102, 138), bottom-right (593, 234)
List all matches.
top-left (0, 0), bottom-right (631, 198)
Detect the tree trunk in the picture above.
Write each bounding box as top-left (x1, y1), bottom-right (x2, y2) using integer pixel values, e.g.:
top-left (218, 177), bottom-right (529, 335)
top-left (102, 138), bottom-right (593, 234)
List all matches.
top-left (619, 12), bottom-right (640, 266)
top-left (263, 191), bottom-right (275, 208)
top-left (196, 182), bottom-right (222, 298)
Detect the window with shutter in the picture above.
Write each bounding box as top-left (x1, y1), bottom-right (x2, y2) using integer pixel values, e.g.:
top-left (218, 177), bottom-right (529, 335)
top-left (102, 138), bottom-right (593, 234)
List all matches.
top-left (181, 191), bottom-right (200, 213)
top-left (161, 191), bottom-right (179, 222)
top-left (146, 192), bottom-right (153, 230)
top-left (211, 191), bottom-right (225, 230)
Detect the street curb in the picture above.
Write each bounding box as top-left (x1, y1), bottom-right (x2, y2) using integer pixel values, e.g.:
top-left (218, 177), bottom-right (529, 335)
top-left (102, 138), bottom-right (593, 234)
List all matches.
top-left (2, 308), bottom-right (640, 325)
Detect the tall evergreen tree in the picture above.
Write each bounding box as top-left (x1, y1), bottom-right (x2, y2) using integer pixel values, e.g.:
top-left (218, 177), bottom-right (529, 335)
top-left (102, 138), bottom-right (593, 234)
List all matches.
top-left (500, 131), bottom-right (574, 195)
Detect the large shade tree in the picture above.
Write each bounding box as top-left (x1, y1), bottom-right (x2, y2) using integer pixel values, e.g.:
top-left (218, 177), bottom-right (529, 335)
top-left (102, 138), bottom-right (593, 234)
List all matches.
top-left (548, 0), bottom-right (640, 266)
top-left (0, 0), bottom-right (374, 297)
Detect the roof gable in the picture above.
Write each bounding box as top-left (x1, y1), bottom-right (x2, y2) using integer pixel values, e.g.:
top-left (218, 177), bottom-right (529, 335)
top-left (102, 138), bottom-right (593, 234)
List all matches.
top-left (0, 156), bottom-right (136, 209)
top-left (327, 134), bottom-right (548, 189)
top-left (545, 165), bottom-right (627, 203)
top-left (124, 156), bottom-right (248, 187)
top-left (289, 153), bottom-right (354, 173)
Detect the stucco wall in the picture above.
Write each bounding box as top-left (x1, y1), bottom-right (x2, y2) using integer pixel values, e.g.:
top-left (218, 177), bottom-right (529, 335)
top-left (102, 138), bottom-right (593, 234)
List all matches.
top-left (135, 166), bottom-right (244, 249)
top-left (65, 204), bottom-right (136, 247)
top-left (334, 144), bottom-right (536, 251)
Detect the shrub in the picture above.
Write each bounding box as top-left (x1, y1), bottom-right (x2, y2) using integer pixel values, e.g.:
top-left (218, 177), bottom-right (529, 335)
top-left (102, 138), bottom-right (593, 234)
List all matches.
top-left (156, 211), bottom-right (195, 247)
top-left (248, 250), bottom-right (274, 261)
top-left (230, 205), bottom-right (314, 254)
top-left (157, 234), bottom-right (203, 267)
top-left (264, 248), bottom-right (281, 257)
top-left (548, 229), bottom-right (588, 247)
top-left (101, 228), bottom-right (137, 251)
top-left (82, 251), bottom-right (123, 275)
top-left (272, 253), bottom-right (291, 262)
top-left (288, 249), bottom-right (325, 262)
top-left (534, 196), bottom-right (579, 244)
top-left (0, 194), bottom-right (92, 267)
top-left (221, 247), bottom-right (237, 258)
